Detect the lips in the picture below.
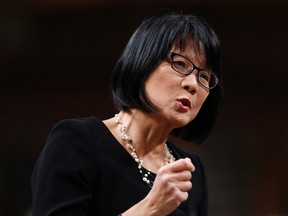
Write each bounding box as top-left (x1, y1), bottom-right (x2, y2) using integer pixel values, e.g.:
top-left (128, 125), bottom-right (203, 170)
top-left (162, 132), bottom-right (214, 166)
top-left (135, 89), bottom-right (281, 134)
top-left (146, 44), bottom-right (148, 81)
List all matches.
top-left (176, 98), bottom-right (191, 110)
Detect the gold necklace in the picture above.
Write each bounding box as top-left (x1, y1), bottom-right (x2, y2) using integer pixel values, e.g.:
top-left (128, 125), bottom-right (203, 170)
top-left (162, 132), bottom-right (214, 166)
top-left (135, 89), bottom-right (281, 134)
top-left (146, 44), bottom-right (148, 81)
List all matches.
top-left (115, 114), bottom-right (175, 187)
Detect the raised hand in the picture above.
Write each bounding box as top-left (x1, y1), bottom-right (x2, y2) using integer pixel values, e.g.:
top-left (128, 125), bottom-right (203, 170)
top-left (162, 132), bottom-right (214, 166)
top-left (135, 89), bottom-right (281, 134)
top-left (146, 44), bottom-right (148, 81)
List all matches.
top-left (144, 157), bottom-right (195, 216)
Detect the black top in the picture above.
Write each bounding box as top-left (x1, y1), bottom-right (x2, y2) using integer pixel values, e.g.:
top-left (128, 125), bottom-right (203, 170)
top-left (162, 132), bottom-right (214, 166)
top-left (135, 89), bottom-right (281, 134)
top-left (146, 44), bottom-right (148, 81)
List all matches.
top-left (31, 117), bottom-right (207, 216)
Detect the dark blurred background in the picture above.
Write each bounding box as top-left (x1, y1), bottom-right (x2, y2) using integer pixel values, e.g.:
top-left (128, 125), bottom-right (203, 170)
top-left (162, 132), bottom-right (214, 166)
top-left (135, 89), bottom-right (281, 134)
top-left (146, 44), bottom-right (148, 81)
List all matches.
top-left (1, 0), bottom-right (287, 215)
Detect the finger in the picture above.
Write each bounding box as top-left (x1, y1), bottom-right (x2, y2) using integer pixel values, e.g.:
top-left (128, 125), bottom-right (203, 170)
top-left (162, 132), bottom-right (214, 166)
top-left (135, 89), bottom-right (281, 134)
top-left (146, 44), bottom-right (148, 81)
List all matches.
top-left (166, 158), bottom-right (195, 173)
top-left (177, 180), bottom-right (192, 192)
top-left (184, 158), bottom-right (195, 172)
top-left (176, 191), bottom-right (189, 203)
top-left (175, 170), bottom-right (192, 181)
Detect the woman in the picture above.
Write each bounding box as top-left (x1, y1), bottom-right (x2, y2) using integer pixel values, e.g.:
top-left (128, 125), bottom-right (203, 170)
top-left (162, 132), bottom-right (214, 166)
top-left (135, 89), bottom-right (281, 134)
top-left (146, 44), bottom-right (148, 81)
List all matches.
top-left (31, 11), bottom-right (222, 216)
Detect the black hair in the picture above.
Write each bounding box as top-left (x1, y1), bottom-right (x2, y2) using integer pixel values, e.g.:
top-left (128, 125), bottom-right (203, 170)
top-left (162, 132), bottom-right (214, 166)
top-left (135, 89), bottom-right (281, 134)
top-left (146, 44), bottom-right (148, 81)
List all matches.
top-left (111, 11), bottom-right (222, 144)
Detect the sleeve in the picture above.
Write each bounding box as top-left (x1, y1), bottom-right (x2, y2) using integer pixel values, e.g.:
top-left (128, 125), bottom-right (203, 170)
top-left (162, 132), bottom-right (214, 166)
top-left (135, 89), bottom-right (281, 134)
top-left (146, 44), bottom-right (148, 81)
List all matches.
top-left (31, 119), bottom-right (98, 216)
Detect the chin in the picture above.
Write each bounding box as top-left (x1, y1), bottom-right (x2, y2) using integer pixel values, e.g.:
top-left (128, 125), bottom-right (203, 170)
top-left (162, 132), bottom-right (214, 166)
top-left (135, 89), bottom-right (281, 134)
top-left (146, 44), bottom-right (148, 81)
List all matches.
top-left (172, 113), bottom-right (195, 128)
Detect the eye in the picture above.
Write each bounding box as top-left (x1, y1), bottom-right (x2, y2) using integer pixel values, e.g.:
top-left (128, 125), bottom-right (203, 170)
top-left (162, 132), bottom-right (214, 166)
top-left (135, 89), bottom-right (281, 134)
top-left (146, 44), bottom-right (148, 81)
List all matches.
top-left (173, 60), bottom-right (187, 69)
top-left (199, 70), bottom-right (211, 82)
top-left (172, 55), bottom-right (190, 71)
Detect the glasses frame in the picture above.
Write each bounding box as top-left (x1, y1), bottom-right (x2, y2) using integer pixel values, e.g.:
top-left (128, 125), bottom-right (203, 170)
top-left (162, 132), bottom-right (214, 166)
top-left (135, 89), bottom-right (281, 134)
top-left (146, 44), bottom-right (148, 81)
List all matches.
top-left (167, 52), bottom-right (218, 90)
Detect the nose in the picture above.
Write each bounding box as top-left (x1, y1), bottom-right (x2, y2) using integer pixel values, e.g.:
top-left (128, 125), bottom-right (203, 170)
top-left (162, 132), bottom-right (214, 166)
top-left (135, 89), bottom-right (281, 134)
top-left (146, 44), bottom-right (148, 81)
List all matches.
top-left (181, 73), bottom-right (199, 94)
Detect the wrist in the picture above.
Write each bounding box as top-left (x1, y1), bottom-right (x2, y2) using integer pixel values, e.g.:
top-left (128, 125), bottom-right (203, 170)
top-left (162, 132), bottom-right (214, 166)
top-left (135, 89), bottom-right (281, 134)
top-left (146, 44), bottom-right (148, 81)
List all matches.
top-left (121, 197), bottom-right (161, 216)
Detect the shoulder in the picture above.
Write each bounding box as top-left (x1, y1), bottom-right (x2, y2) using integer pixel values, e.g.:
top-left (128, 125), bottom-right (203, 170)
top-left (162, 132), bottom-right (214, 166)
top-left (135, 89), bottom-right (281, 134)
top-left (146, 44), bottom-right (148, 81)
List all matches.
top-left (31, 117), bottom-right (105, 214)
top-left (46, 116), bottom-right (105, 146)
top-left (40, 116), bottom-right (118, 164)
top-left (33, 117), bottom-right (104, 185)
top-left (38, 116), bottom-right (106, 169)
top-left (50, 116), bottom-right (100, 136)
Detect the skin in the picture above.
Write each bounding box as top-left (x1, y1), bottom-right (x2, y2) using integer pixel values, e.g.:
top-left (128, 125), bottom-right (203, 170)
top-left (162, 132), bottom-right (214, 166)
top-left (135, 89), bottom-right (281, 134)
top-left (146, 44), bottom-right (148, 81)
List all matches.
top-left (144, 43), bottom-right (209, 130)
top-left (103, 41), bottom-right (209, 216)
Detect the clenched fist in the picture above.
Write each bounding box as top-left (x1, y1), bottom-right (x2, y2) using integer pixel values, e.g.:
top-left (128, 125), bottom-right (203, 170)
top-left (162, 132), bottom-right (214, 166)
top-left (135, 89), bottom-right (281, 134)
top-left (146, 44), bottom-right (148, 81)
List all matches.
top-left (144, 157), bottom-right (195, 215)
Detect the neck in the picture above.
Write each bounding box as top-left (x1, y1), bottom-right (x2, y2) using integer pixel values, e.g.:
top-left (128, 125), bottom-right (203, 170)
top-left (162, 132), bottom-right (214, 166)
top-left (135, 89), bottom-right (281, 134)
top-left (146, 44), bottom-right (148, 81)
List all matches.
top-left (117, 109), bottom-right (172, 156)
top-left (112, 109), bottom-right (175, 173)
top-left (112, 111), bottom-right (175, 187)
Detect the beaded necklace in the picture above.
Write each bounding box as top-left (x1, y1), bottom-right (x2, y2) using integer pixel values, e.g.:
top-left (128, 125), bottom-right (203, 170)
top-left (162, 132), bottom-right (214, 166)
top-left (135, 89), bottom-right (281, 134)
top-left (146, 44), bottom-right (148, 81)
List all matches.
top-left (115, 114), bottom-right (175, 188)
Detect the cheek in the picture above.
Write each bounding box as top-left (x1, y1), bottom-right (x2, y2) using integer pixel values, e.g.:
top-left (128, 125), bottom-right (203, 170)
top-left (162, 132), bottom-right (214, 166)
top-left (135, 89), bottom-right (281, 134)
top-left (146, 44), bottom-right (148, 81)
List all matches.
top-left (146, 82), bottom-right (173, 103)
top-left (197, 91), bottom-right (209, 107)
top-left (145, 73), bottom-right (175, 99)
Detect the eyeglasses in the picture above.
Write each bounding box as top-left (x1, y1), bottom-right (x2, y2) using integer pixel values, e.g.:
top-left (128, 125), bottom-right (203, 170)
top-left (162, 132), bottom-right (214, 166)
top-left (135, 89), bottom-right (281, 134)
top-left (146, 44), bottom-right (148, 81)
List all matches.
top-left (167, 52), bottom-right (218, 90)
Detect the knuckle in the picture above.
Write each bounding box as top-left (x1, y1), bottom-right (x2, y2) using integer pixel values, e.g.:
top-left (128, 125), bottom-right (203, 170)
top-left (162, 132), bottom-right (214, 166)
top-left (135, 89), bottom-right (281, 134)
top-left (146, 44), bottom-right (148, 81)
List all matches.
top-left (157, 165), bottom-right (167, 175)
top-left (183, 192), bottom-right (189, 201)
top-left (186, 171), bottom-right (192, 179)
top-left (158, 173), bottom-right (171, 185)
top-left (176, 191), bottom-right (189, 203)
top-left (187, 181), bottom-right (192, 190)
top-left (180, 158), bottom-right (188, 166)
top-left (182, 181), bottom-right (192, 192)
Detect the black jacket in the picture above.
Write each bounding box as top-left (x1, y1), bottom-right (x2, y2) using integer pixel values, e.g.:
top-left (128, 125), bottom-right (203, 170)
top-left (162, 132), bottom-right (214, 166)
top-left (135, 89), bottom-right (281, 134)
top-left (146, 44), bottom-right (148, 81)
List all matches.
top-left (31, 117), bottom-right (207, 216)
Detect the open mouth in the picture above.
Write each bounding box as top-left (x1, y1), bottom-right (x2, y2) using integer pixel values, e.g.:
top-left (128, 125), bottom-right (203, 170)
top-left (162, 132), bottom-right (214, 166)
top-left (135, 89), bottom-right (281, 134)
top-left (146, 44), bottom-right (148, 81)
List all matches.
top-left (176, 98), bottom-right (191, 109)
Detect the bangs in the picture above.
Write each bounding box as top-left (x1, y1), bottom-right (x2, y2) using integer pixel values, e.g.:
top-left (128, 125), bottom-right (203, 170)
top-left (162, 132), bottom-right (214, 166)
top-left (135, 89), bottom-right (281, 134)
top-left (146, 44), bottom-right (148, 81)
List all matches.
top-left (112, 12), bottom-right (222, 143)
top-left (173, 36), bottom-right (205, 58)
top-left (162, 17), bottom-right (218, 72)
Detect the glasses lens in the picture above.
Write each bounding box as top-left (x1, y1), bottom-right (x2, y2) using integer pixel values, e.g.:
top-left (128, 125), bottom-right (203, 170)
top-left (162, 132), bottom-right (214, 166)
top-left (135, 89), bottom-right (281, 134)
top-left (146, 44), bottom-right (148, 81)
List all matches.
top-left (198, 70), bottom-right (211, 88)
top-left (209, 73), bottom-right (218, 89)
top-left (199, 70), bottom-right (218, 89)
top-left (171, 55), bottom-right (193, 74)
top-left (169, 52), bottom-right (219, 89)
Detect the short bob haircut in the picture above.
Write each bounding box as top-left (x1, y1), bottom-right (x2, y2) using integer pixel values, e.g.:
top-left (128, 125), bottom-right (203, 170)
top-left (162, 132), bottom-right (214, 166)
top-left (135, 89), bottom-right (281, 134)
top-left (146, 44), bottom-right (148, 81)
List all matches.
top-left (111, 11), bottom-right (222, 144)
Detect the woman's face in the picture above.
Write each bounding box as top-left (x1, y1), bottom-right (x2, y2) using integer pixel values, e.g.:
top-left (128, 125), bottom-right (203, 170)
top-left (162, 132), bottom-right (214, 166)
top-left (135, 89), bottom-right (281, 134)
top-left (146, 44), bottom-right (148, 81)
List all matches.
top-left (145, 42), bottom-right (209, 128)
